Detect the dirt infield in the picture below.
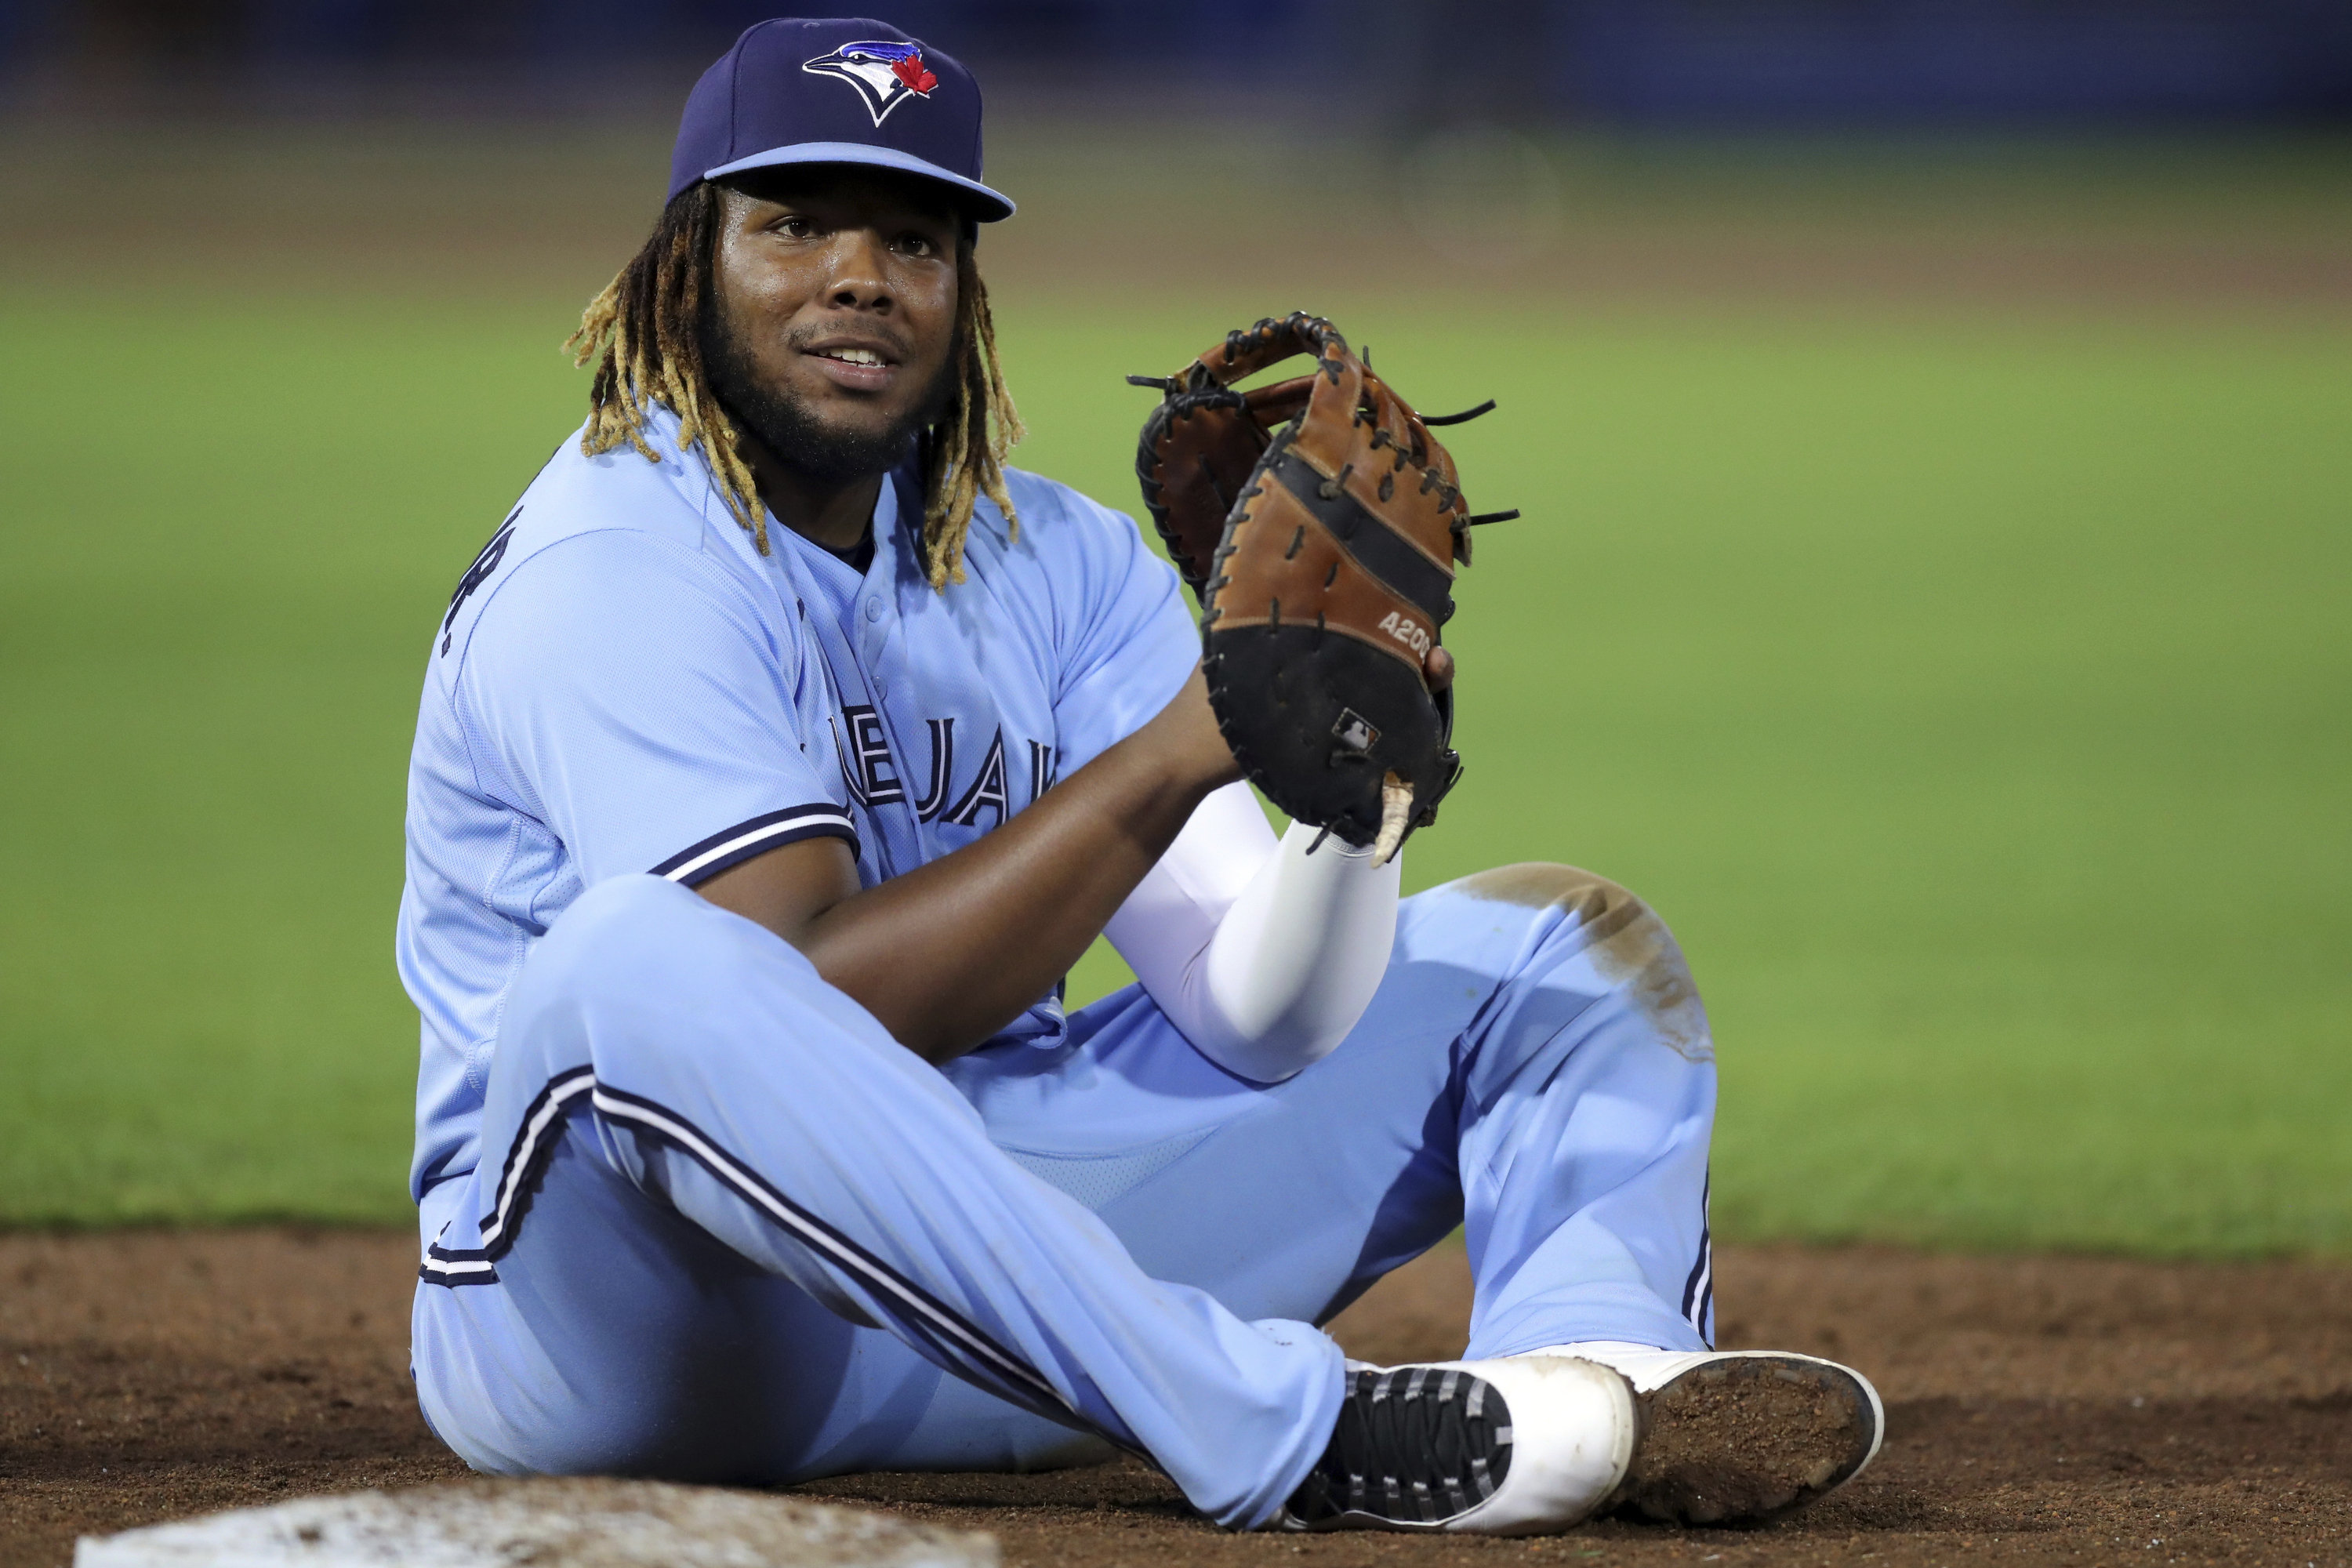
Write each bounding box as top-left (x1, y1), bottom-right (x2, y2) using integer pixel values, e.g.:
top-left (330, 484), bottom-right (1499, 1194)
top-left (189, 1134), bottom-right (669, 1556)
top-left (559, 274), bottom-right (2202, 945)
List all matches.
top-left (2, 1232), bottom-right (2344, 1566)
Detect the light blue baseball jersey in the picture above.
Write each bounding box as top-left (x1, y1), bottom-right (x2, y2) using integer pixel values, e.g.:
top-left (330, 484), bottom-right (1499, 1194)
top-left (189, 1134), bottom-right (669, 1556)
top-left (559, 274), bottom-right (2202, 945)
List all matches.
top-left (395, 408), bottom-right (1200, 1202)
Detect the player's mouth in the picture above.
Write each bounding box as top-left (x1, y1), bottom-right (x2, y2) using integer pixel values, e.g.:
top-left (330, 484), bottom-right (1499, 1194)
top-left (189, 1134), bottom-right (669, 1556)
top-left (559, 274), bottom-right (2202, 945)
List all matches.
top-left (803, 339), bottom-right (902, 394)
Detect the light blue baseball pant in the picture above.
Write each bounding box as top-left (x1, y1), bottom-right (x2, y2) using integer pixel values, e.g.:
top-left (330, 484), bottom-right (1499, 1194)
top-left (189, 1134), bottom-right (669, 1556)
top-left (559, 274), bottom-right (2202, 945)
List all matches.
top-left (408, 862), bottom-right (1717, 1529)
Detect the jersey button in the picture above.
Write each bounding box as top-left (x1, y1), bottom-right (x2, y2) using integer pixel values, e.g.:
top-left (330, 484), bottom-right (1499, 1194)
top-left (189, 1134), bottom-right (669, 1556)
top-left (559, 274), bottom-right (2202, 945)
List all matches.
top-left (863, 597), bottom-right (884, 622)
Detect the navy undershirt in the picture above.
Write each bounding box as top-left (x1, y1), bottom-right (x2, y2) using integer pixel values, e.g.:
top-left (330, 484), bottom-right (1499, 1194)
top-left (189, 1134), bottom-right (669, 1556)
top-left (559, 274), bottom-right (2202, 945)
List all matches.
top-left (821, 529), bottom-right (877, 575)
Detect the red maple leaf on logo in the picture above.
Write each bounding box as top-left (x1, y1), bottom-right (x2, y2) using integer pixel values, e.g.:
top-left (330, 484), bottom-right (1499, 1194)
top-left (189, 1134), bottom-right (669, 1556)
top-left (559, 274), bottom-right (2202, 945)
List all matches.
top-left (891, 54), bottom-right (939, 96)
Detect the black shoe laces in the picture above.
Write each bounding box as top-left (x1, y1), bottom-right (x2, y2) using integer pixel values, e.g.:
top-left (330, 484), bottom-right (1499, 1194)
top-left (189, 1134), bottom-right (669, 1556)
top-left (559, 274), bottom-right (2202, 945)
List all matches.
top-left (1286, 1366), bottom-right (1515, 1526)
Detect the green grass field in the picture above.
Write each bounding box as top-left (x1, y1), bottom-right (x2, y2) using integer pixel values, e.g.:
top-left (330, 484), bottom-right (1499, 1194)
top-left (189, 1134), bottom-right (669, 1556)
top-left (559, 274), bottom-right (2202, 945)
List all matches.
top-left (2, 285), bottom-right (2346, 1252)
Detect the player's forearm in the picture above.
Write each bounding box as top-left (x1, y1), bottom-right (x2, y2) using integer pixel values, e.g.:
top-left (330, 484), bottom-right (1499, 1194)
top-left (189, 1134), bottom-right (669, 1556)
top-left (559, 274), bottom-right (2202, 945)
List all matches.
top-left (797, 676), bottom-right (1238, 1062)
top-left (1188, 822), bottom-right (1400, 1081)
top-left (1106, 804), bottom-right (1399, 1083)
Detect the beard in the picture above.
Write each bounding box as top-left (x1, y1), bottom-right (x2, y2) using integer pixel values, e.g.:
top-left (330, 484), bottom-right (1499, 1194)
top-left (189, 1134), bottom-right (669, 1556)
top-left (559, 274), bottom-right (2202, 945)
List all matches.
top-left (700, 307), bottom-right (959, 486)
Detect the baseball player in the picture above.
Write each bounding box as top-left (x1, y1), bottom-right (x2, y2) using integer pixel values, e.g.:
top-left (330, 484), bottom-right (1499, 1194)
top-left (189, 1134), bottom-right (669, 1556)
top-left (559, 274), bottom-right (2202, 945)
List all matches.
top-left (398, 16), bottom-right (1882, 1534)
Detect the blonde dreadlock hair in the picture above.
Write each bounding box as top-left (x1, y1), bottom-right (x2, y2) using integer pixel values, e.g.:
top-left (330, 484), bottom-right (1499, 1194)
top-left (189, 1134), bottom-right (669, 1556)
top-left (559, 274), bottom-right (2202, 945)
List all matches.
top-left (566, 181), bottom-right (1025, 588)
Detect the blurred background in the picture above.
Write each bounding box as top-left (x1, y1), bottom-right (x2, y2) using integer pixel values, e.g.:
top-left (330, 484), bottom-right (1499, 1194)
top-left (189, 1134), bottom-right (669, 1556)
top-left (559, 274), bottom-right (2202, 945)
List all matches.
top-left (2, 2), bottom-right (2346, 1256)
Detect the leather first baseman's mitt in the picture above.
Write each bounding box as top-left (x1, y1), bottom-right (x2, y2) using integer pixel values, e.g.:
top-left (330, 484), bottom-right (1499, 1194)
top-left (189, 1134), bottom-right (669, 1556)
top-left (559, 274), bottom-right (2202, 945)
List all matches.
top-left (1131, 312), bottom-right (1515, 862)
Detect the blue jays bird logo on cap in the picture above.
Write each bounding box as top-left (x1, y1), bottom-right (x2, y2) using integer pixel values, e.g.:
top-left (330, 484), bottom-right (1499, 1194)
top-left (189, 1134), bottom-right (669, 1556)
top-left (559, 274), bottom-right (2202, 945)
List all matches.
top-left (803, 39), bottom-right (941, 125)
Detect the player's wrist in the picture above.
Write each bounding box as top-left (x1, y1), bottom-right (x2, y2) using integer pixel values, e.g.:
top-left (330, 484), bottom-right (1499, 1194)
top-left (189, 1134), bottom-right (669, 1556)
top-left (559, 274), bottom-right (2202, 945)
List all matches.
top-left (1138, 669), bottom-right (1243, 797)
top-left (1130, 719), bottom-right (1240, 802)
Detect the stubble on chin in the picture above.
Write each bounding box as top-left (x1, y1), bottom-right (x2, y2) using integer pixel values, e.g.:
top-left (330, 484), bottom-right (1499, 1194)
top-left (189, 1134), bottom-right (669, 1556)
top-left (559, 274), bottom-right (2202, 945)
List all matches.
top-left (701, 311), bottom-right (959, 486)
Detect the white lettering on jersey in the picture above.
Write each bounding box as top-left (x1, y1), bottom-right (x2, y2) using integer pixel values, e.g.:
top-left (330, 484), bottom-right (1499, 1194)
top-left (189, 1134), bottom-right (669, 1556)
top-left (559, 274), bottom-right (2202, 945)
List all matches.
top-left (833, 705), bottom-right (906, 808)
top-left (910, 717), bottom-right (956, 821)
top-left (944, 730), bottom-right (1011, 829)
top-left (837, 714), bottom-right (1041, 831)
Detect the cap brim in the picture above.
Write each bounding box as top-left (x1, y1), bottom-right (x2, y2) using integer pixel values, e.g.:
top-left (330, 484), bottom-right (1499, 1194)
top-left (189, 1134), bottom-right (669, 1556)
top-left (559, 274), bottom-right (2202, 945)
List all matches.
top-left (702, 141), bottom-right (1014, 221)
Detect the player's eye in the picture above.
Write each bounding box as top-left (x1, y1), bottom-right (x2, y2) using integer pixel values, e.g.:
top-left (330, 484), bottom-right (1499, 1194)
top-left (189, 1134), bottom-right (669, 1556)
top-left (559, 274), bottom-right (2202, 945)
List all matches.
top-left (895, 233), bottom-right (938, 260)
top-left (775, 215), bottom-right (816, 239)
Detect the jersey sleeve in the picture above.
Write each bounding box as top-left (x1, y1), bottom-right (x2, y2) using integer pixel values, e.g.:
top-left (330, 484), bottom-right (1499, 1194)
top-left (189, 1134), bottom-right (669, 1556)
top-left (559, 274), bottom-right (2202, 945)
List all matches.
top-left (1045, 490), bottom-right (1201, 776)
top-left (448, 529), bottom-right (855, 890)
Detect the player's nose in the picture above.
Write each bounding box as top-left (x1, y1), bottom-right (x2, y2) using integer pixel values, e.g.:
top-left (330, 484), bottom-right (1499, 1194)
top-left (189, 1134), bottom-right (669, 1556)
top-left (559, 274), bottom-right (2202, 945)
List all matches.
top-left (821, 227), bottom-right (894, 312)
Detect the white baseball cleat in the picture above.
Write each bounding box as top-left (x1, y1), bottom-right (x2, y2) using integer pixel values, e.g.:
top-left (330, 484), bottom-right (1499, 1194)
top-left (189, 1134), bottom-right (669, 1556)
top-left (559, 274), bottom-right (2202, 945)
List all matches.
top-left (1543, 1341), bottom-right (1887, 1526)
top-left (1273, 1356), bottom-right (1639, 1534)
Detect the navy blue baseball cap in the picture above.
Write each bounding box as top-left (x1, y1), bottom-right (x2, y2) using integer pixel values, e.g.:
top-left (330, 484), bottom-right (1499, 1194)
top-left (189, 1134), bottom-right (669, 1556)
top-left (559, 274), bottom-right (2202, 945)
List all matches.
top-left (668, 17), bottom-right (1012, 221)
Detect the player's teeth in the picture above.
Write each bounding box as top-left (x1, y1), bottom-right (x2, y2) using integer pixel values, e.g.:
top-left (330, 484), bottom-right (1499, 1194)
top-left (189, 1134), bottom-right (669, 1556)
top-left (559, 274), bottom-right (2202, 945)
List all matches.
top-left (830, 349), bottom-right (884, 365)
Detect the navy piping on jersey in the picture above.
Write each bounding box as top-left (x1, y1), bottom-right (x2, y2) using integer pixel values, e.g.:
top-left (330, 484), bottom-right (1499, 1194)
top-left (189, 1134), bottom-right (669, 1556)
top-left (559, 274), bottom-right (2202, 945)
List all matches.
top-left (424, 1066), bottom-right (1116, 1446)
top-left (649, 804), bottom-right (858, 887)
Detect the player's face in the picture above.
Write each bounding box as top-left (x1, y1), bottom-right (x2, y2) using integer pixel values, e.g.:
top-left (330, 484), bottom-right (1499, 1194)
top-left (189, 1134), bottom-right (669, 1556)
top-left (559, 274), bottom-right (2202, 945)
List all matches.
top-left (707, 169), bottom-right (964, 481)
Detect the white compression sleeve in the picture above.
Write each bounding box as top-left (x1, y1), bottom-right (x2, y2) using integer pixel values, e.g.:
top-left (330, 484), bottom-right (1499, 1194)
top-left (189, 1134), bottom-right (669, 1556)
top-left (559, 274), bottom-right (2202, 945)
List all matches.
top-left (1103, 782), bottom-right (1401, 1085)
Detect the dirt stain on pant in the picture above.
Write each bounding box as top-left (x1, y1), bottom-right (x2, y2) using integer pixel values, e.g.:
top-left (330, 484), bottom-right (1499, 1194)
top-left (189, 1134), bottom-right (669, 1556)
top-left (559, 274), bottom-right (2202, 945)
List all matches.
top-left (1456, 862), bottom-right (1715, 1062)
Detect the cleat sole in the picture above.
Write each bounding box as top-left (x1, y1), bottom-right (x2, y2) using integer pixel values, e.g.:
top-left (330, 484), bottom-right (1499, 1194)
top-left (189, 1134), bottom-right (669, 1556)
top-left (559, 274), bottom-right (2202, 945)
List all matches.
top-left (1609, 1356), bottom-right (1878, 1526)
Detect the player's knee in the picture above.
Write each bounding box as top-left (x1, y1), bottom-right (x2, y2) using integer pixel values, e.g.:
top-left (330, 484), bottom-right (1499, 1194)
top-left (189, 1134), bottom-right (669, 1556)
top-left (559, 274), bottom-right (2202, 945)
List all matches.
top-left (1458, 862), bottom-right (1713, 1063)
top-left (559, 869), bottom-right (705, 944)
top-left (514, 873), bottom-right (774, 1041)
top-left (1454, 862), bottom-right (1648, 942)
top-left (511, 874), bottom-right (864, 1089)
